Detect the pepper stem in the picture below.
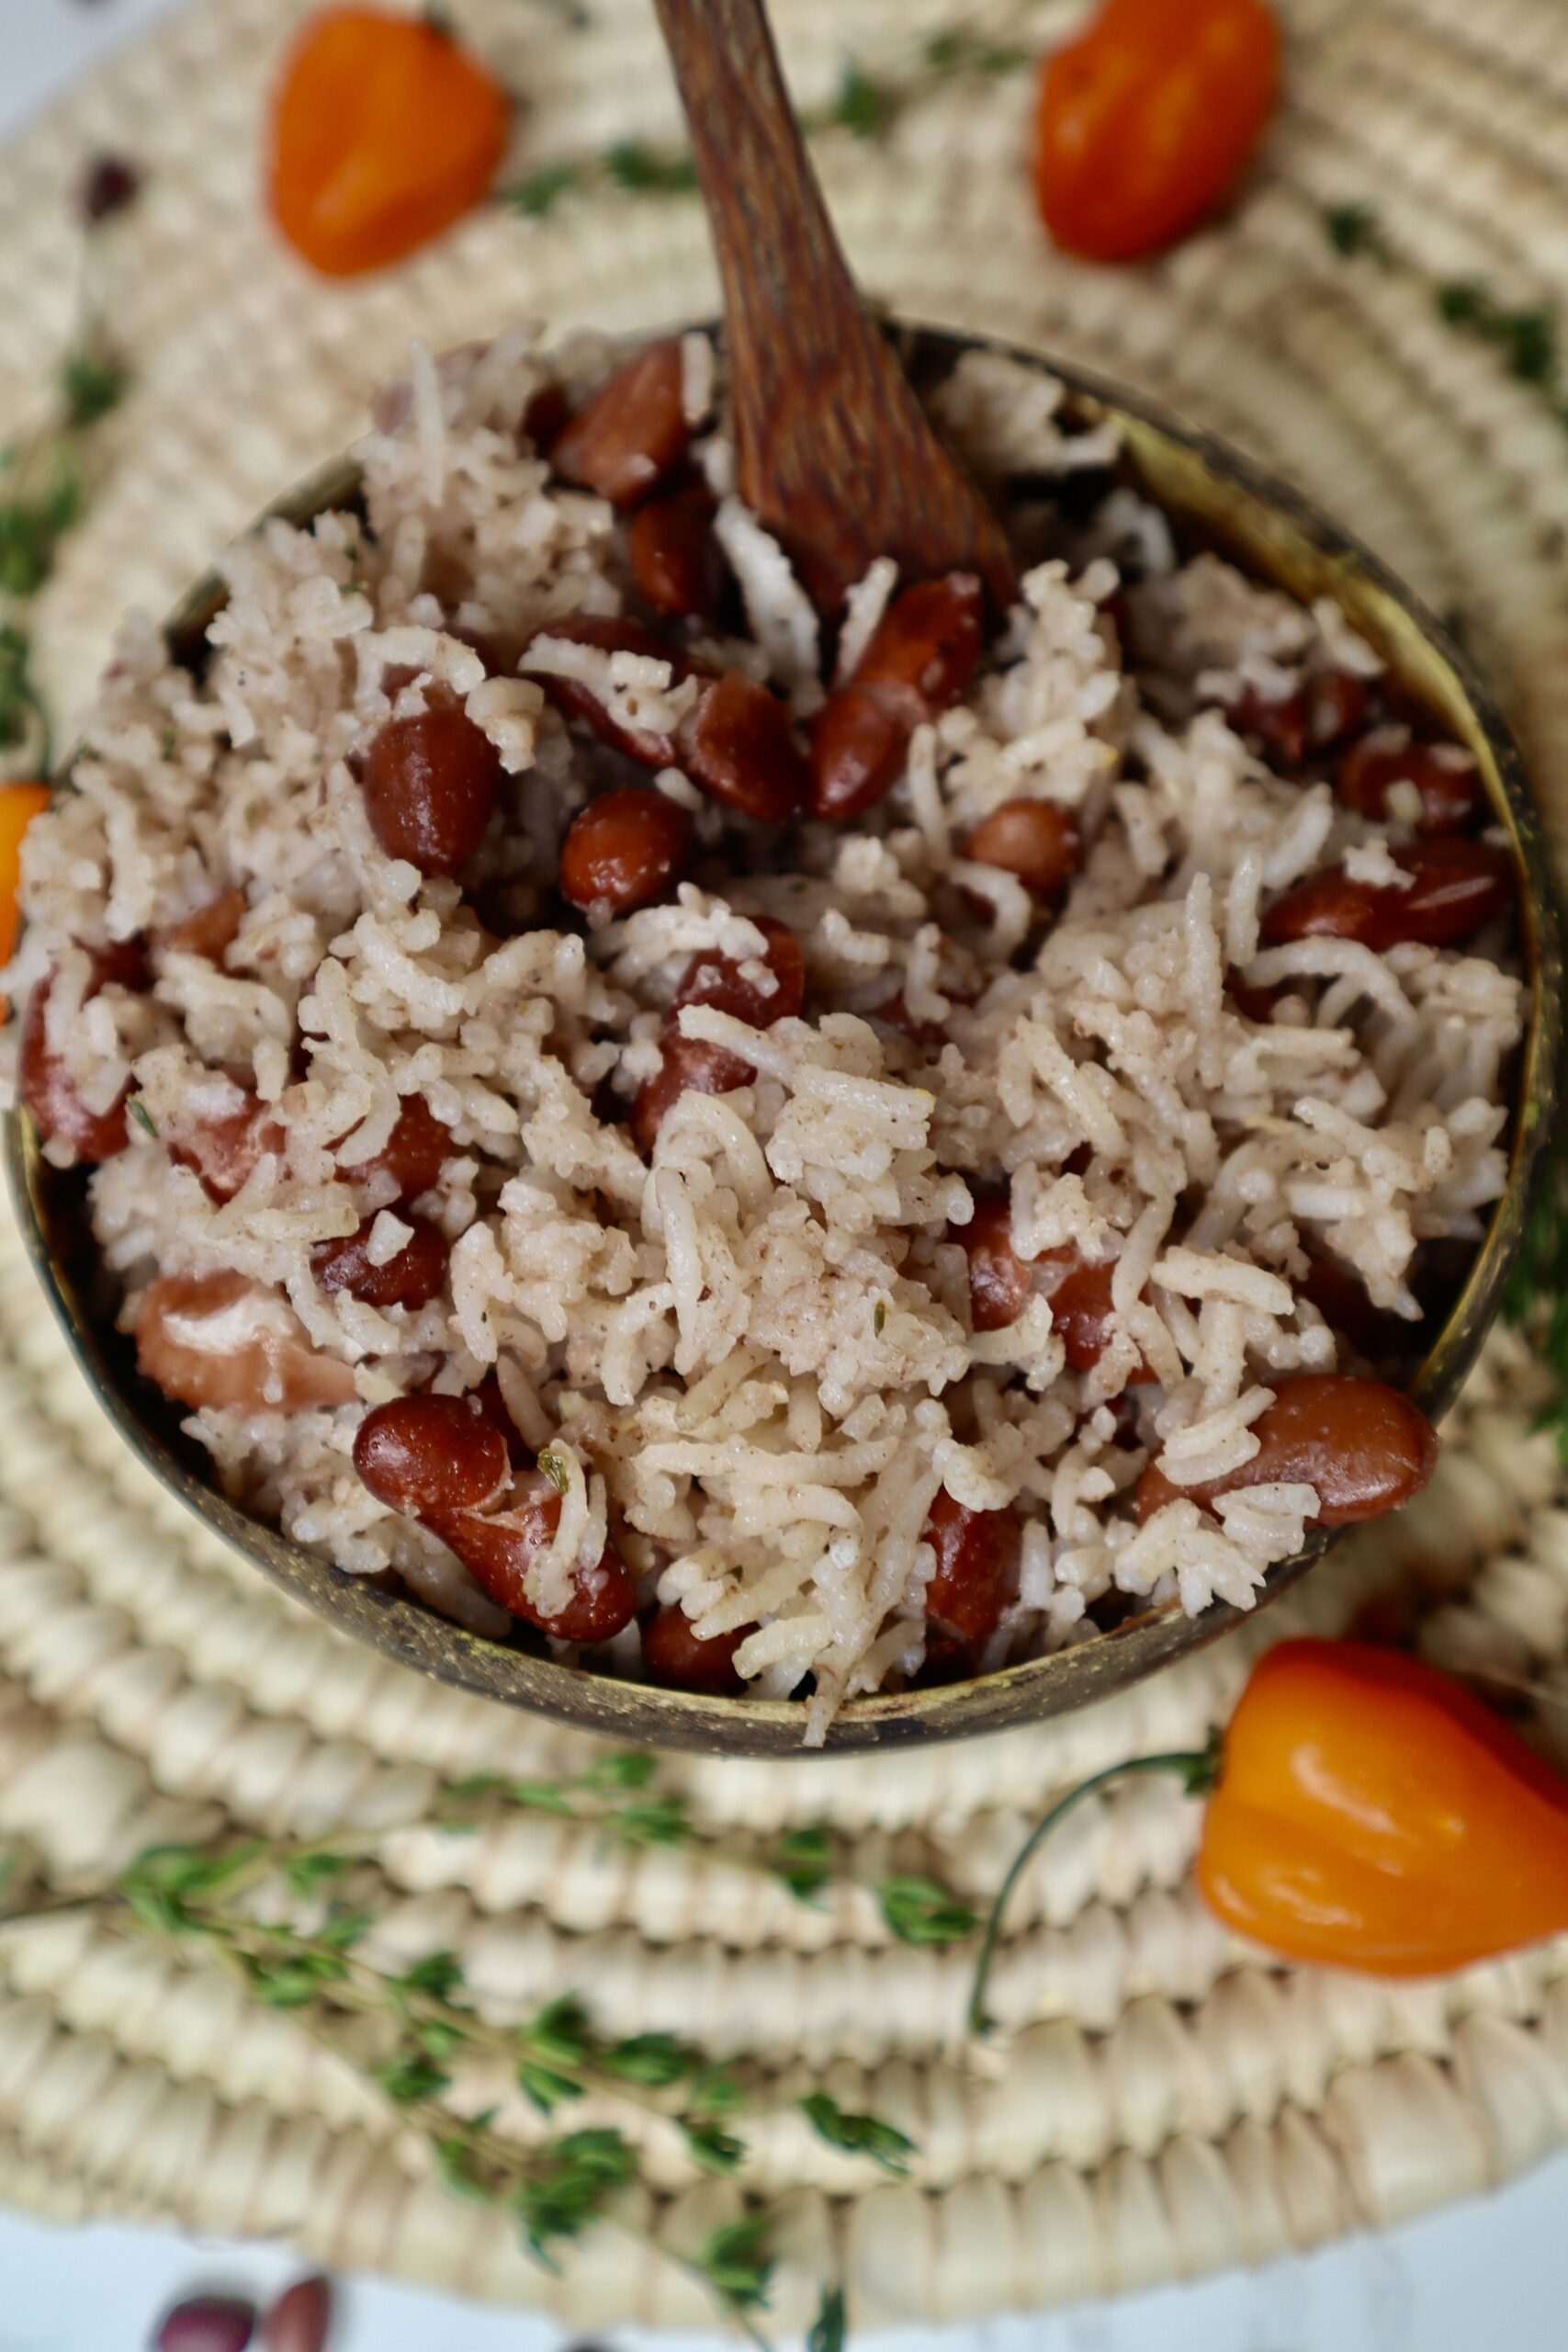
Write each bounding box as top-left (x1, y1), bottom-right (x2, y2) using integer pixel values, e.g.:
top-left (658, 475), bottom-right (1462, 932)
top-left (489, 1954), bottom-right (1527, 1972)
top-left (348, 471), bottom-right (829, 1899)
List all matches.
top-left (967, 1730), bottom-right (1223, 2039)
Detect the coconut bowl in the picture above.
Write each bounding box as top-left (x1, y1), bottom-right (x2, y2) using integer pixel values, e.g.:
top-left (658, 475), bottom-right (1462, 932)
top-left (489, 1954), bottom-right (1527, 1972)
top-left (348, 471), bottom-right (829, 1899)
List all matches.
top-left (6, 324), bottom-right (1562, 1755)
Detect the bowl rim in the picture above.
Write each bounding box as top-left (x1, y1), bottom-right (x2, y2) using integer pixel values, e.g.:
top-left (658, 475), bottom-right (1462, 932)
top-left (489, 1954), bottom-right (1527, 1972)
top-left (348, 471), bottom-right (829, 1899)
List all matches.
top-left (6, 320), bottom-right (1562, 1757)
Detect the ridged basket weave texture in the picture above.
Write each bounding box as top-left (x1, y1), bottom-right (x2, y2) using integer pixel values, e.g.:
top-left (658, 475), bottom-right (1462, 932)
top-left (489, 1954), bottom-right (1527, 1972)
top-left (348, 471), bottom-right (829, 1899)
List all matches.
top-left (2, 0), bottom-right (1568, 2326)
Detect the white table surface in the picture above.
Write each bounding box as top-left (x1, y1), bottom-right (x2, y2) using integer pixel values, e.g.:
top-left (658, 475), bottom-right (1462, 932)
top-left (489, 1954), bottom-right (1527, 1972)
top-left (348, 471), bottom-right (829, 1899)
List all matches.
top-left (3, 2), bottom-right (1566, 2344)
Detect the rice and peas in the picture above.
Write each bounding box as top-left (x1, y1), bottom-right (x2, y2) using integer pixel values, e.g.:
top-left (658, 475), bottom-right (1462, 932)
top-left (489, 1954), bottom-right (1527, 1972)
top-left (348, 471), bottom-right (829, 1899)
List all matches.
top-left (4, 328), bottom-right (1522, 1742)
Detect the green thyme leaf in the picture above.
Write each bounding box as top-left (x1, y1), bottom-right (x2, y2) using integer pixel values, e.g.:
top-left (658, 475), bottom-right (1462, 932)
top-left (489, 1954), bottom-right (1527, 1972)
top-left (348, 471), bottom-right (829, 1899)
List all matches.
top-left (526, 1993), bottom-right (593, 2068)
top-left (603, 140), bottom-right (699, 194)
top-left (243, 1950), bottom-right (351, 2009)
top-left (799, 2090), bottom-right (915, 2177)
top-left (282, 1849), bottom-right (350, 1894)
top-left (435, 2133), bottom-right (499, 2206)
top-left (1323, 201), bottom-right (1389, 263)
top-left (519, 2059), bottom-right (586, 2115)
top-left (377, 2050), bottom-right (453, 2105)
top-left (444, 1773), bottom-right (507, 1799)
top-left (608, 1794), bottom-right (695, 1849)
top-left (504, 161), bottom-right (581, 217)
top-left (128, 1099), bottom-right (158, 1137)
top-left (873, 1299), bottom-right (886, 1336)
top-left (0, 449), bottom-right (82, 596)
top-left (0, 625), bottom-right (47, 761)
top-left (922, 28), bottom-right (1027, 74)
top-left (315, 1907), bottom-right (373, 1951)
top-left (831, 59), bottom-right (896, 140)
top-left (807, 2283), bottom-right (848, 2352)
top-left (877, 1873), bottom-right (978, 1946)
top-left (682, 2119), bottom-right (746, 2175)
top-left (514, 2127), bottom-right (637, 2267)
top-left (772, 1823), bottom-right (833, 1903)
top-left (577, 1750), bottom-right (658, 1793)
top-left (694, 2211), bottom-right (773, 2312)
top-left (536, 1446), bottom-right (570, 1494)
top-left (502, 1778), bottom-right (579, 1814)
top-left (60, 346), bottom-right (128, 430)
top-left (599, 2031), bottom-right (699, 2086)
top-left (685, 2064), bottom-right (744, 2117)
top-left (393, 1950), bottom-right (465, 2001)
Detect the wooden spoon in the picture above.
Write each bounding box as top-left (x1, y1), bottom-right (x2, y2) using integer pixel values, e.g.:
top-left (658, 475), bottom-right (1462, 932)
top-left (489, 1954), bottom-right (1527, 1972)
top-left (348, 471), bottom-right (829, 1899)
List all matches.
top-left (650, 0), bottom-right (1018, 617)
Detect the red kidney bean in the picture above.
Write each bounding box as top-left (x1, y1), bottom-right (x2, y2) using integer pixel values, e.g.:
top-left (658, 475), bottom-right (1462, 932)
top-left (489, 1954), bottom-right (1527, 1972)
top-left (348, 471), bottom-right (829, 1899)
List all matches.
top-left (464, 1373), bottom-right (530, 1464)
top-left (1259, 838), bottom-right (1514, 952)
top-left (809, 573), bottom-right (986, 820)
top-left (520, 380), bottom-right (570, 454)
top-left (154, 2298), bottom-right (256, 2352)
top-left (867, 989), bottom-right (950, 1049)
top-left (1048, 1254), bottom-right (1155, 1380)
top-left (951, 1190), bottom-right (1032, 1332)
top-left (362, 692), bottom-right (502, 876)
top-left (559, 786), bottom-right (692, 914)
top-left (313, 1213), bottom-right (449, 1309)
top-left (136, 1272), bottom-right (358, 1414)
top-left (19, 942), bottom-right (149, 1163)
top-left (353, 1393), bottom-right (509, 1520)
top-left (153, 886), bottom-right (247, 966)
top-left (671, 917), bottom-right (806, 1028)
top-left (678, 672), bottom-right (809, 823)
top-left (170, 1091), bottom-right (288, 1202)
top-left (549, 338), bottom-right (691, 507)
top-left (1226, 673), bottom-right (1371, 765)
top-left (626, 478), bottom-right (727, 619)
top-left (1335, 727), bottom-right (1482, 835)
top-left (963, 799), bottom-right (1080, 906)
top-left (527, 614), bottom-right (708, 766)
top-left (1300, 1257), bottom-right (1409, 1365)
top-left (921, 1487), bottom-right (1022, 1669)
top-left (633, 921), bottom-right (803, 1149)
top-left (1135, 1373), bottom-right (1438, 1526)
top-left (338, 1093), bottom-right (453, 1201)
top-left (259, 2277), bottom-right (331, 2352)
top-left (641, 1603), bottom-right (752, 1695)
top-left (631, 1034), bottom-right (753, 1151)
top-left (443, 1470), bottom-right (637, 1643)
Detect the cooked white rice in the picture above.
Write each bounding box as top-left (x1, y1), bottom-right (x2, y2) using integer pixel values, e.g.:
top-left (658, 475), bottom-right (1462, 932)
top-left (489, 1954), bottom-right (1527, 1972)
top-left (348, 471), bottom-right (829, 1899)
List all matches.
top-left (4, 329), bottom-right (1523, 1740)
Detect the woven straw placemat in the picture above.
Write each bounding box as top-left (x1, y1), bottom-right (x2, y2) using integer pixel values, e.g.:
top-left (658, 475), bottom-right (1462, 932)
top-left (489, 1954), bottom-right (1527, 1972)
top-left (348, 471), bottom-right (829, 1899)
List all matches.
top-left (3, 0), bottom-right (1568, 2327)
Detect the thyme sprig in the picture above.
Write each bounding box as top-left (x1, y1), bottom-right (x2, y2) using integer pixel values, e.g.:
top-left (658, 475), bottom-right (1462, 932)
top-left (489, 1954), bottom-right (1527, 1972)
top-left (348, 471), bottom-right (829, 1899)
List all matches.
top-left (1321, 200), bottom-right (1568, 436)
top-left (0, 1748), bottom-right (975, 2335)
top-left (501, 26), bottom-right (1032, 219)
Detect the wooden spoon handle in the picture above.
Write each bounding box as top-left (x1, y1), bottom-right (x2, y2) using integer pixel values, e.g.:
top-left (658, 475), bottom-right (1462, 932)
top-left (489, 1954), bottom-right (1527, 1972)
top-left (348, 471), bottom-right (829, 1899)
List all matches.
top-left (650, 0), bottom-right (1015, 616)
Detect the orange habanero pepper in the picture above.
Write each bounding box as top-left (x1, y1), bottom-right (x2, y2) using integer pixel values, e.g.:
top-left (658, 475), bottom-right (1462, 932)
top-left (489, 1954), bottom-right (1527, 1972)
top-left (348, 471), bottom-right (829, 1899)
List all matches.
top-left (1034, 0), bottom-right (1281, 264)
top-left (269, 6), bottom-right (510, 277)
top-left (971, 1636), bottom-right (1568, 2032)
top-left (0, 782), bottom-right (51, 1002)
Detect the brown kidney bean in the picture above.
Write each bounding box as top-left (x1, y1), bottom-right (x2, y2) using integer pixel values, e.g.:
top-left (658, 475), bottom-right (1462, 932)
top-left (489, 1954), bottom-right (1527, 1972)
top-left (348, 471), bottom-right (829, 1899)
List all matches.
top-left (1259, 838), bottom-right (1514, 952)
top-left (1226, 673), bottom-right (1371, 766)
top-left (259, 2277), bottom-right (331, 2352)
top-left (549, 338), bottom-right (691, 507)
top-left (671, 917), bottom-right (806, 1028)
top-left (136, 1271), bottom-right (358, 1414)
top-left (527, 614), bottom-right (708, 766)
top-left (1300, 1257), bottom-right (1409, 1365)
top-left (809, 573), bottom-right (987, 820)
top-left (633, 921), bottom-right (803, 1149)
top-left (641, 1603), bottom-right (752, 1695)
top-left (313, 1213), bottom-right (449, 1309)
top-left (443, 1469), bottom-right (637, 1643)
top-left (1047, 1254), bottom-right (1155, 1380)
top-left (866, 988), bottom-right (950, 1049)
top-left (19, 942), bottom-right (150, 1163)
top-left (1335, 727), bottom-right (1482, 835)
top-left (354, 1393), bottom-right (509, 1519)
top-left (1226, 971), bottom-right (1283, 1023)
top-left (154, 2298), bottom-right (256, 2352)
top-left (362, 693), bottom-right (502, 876)
top-left (338, 1093), bottom-right (453, 1201)
top-left (1135, 1372), bottom-right (1438, 1526)
top-left (171, 1092), bottom-right (288, 1202)
top-left (951, 1190), bottom-right (1032, 1332)
top-left (153, 886), bottom-right (247, 966)
top-left (1306, 670), bottom-right (1373, 750)
top-left (921, 1487), bottom-right (1022, 1669)
top-left (632, 1033), bottom-right (754, 1153)
top-left (678, 672), bottom-right (809, 823)
top-left (626, 478), bottom-right (727, 619)
top-left (963, 799), bottom-right (1081, 906)
top-left (559, 786), bottom-right (692, 914)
